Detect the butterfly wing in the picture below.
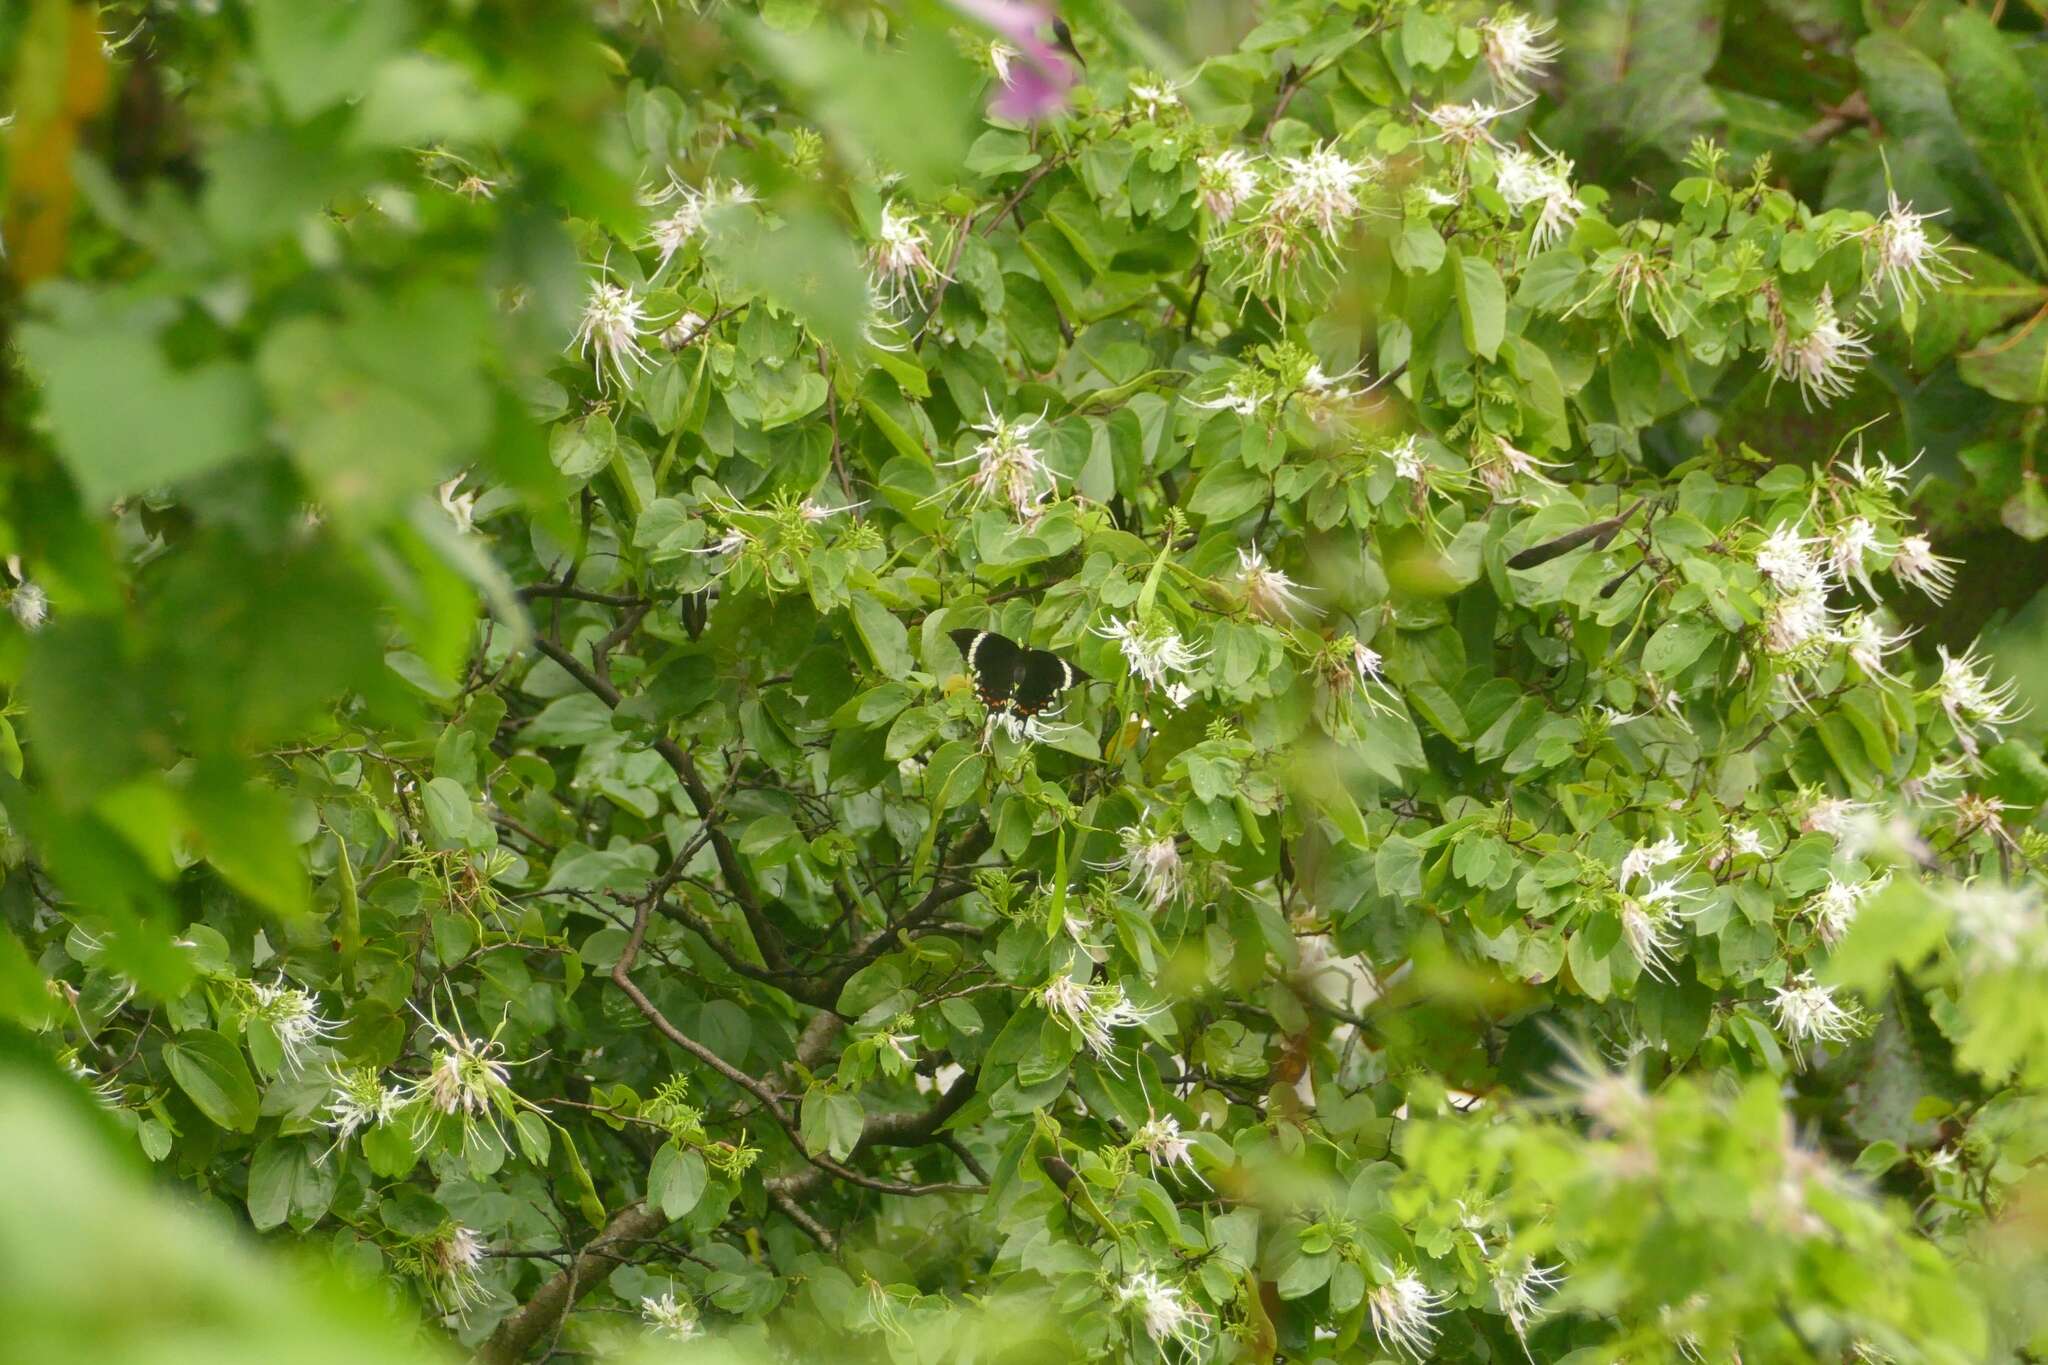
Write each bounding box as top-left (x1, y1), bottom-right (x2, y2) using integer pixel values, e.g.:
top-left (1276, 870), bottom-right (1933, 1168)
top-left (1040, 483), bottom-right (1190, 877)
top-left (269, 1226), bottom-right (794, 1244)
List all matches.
top-left (951, 629), bottom-right (1025, 708)
top-left (1013, 645), bottom-right (1088, 714)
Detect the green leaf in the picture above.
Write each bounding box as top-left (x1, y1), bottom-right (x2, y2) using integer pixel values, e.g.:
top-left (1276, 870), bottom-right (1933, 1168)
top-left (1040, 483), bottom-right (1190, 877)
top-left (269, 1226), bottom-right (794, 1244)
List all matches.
top-left (1959, 308), bottom-right (2048, 404)
top-left (18, 303), bottom-right (264, 506)
top-left (163, 1030), bottom-right (260, 1133)
top-left (849, 593), bottom-right (915, 678)
top-left (1453, 251), bottom-right (1507, 361)
top-left (1642, 618), bottom-right (1715, 675)
top-left (649, 1142), bottom-right (710, 1219)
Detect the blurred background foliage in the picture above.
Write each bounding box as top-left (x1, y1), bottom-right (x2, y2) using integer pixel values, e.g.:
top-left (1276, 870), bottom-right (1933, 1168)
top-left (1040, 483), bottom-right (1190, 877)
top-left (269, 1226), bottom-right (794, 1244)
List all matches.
top-left (4, 0), bottom-right (2048, 1362)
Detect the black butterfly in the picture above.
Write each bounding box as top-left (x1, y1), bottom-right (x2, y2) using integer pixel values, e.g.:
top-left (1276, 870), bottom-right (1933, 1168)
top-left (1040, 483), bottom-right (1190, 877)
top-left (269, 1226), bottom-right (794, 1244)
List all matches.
top-left (950, 629), bottom-right (1090, 717)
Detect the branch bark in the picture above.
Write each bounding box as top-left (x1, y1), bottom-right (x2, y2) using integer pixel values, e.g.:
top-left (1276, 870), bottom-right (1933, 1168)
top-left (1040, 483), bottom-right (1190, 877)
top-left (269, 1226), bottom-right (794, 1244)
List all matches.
top-left (471, 1201), bottom-right (669, 1365)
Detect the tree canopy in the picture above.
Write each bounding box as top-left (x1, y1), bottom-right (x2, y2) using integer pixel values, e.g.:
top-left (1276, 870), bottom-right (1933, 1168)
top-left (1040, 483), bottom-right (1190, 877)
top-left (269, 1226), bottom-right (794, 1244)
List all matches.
top-left (4, 1), bottom-right (2048, 1363)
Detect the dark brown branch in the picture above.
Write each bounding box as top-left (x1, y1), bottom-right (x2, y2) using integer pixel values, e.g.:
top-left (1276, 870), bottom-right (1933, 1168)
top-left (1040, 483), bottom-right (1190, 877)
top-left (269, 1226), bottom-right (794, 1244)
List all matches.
top-left (471, 1202), bottom-right (669, 1365)
top-left (529, 634), bottom-right (789, 973)
top-left (612, 900), bottom-right (983, 1198)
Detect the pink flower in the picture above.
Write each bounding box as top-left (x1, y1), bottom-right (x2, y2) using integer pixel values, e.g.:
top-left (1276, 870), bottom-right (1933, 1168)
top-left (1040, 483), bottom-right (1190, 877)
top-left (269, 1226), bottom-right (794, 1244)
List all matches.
top-left (948, 0), bottom-right (1076, 121)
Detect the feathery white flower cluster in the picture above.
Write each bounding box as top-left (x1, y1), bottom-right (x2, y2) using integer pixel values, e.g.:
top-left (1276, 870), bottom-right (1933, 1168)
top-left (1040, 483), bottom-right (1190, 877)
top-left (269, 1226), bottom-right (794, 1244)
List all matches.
top-left (869, 203), bottom-right (944, 310)
top-left (241, 978), bottom-right (341, 1075)
top-left (571, 280), bottom-right (657, 391)
top-left (1096, 615), bottom-right (1206, 694)
top-left (645, 177), bottom-right (755, 270)
top-left (641, 1289), bottom-right (702, 1341)
top-left (1927, 645), bottom-right (2025, 758)
top-left (1480, 12), bottom-right (1562, 98)
top-left (943, 405), bottom-right (1061, 522)
top-left (1095, 825), bottom-right (1184, 910)
top-left (1860, 190), bottom-right (1965, 310)
top-left (1494, 148), bottom-right (1583, 251)
top-left (427, 1224), bottom-right (489, 1315)
top-left (322, 1065), bottom-right (407, 1148)
top-left (1747, 499), bottom-right (1952, 700)
top-left (1225, 143), bottom-right (1376, 297)
top-left (1133, 1114), bottom-right (1202, 1181)
top-left (1806, 873), bottom-right (1885, 948)
top-left (1765, 287), bottom-right (1871, 409)
top-left (1234, 546), bottom-right (1312, 623)
top-left (1116, 1270), bottom-right (1209, 1361)
top-left (1770, 972), bottom-right (1865, 1061)
top-left (1494, 1258), bottom-right (1565, 1343)
top-left (1368, 1269), bottom-right (1448, 1359)
top-left (1197, 148), bottom-right (1260, 222)
top-left (1040, 971), bottom-right (1157, 1061)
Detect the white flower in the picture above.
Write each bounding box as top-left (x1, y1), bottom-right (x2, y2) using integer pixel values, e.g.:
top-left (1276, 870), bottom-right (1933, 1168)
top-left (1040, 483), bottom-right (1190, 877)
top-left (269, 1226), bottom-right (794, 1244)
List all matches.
top-left (322, 1066), bottom-right (405, 1146)
top-left (571, 281), bottom-right (656, 391)
top-left (245, 978), bottom-right (341, 1074)
top-left (1493, 149), bottom-right (1583, 250)
top-left (1807, 874), bottom-right (1883, 948)
top-left (1096, 826), bottom-right (1184, 910)
top-left (428, 1224), bottom-right (489, 1313)
top-left (1386, 436), bottom-right (1430, 486)
top-left (1765, 586), bottom-right (1835, 657)
top-left (1235, 546), bottom-right (1312, 623)
top-left (1890, 533), bottom-right (1957, 602)
top-left (1829, 517), bottom-right (1888, 596)
top-left (1803, 795), bottom-right (1873, 840)
top-left (1040, 972), bottom-right (1156, 1061)
top-left (1621, 898), bottom-right (1682, 982)
top-left (1494, 1259), bottom-right (1565, 1342)
top-left (1754, 524), bottom-right (1831, 595)
top-left (1270, 143), bottom-right (1368, 242)
top-left (1095, 615), bottom-right (1207, 689)
top-left (662, 310), bottom-right (708, 350)
top-left (9, 580), bottom-right (47, 630)
top-left (799, 496), bottom-right (864, 523)
top-left (1835, 612), bottom-right (1912, 682)
top-left (1197, 148), bottom-right (1260, 221)
top-left (1618, 834), bottom-right (1686, 891)
top-left (1841, 443), bottom-right (1915, 494)
top-left (1191, 381), bottom-right (1263, 416)
top-left (1164, 681), bottom-right (1196, 709)
top-left (1472, 437), bottom-right (1561, 502)
top-left (641, 1289), bottom-right (701, 1341)
top-left (989, 41), bottom-right (1016, 86)
top-left (1729, 825), bottom-right (1766, 857)
top-left (988, 706), bottom-right (1079, 749)
top-left (1766, 287), bottom-right (1871, 408)
top-left (685, 527), bottom-right (748, 578)
top-left (1129, 80), bottom-right (1180, 118)
top-left (1301, 359), bottom-right (1372, 401)
top-left (870, 203), bottom-right (942, 309)
top-left (941, 404), bottom-right (1060, 522)
top-left (1770, 972), bottom-right (1864, 1058)
top-left (649, 198), bottom-right (704, 270)
top-left (403, 1010), bottom-right (515, 1143)
top-left (1368, 1270), bottom-right (1447, 1360)
top-left (1481, 12), bottom-right (1561, 98)
top-left (1901, 756), bottom-right (1970, 804)
top-left (1425, 101), bottom-right (1510, 146)
top-left (1930, 645), bottom-right (2024, 755)
top-left (1116, 1270), bottom-right (1210, 1361)
top-left (1235, 143), bottom-right (1373, 291)
top-left (438, 475), bottom-right (478, 535)
top-left (1134, 1115), bottom-right (1203, 1181)
top-left (1862, 191), bottom-right (1965, 309)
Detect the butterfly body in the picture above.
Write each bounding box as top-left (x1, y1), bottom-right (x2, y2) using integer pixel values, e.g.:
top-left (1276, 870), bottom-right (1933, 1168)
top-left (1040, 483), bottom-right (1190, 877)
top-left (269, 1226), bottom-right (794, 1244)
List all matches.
top-left (950, 629), bottom-right (1089, 716)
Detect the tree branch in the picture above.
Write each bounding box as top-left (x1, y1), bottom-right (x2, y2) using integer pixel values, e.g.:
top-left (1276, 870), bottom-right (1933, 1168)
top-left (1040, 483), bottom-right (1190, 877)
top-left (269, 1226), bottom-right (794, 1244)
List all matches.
top-left (471, 1201), bottom-right (669, 1365)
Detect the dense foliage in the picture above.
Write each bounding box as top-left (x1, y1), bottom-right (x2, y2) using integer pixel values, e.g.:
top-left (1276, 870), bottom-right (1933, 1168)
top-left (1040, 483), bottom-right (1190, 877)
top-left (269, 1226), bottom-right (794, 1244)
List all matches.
top-left (5, 1), bottom-right (2048, 1363)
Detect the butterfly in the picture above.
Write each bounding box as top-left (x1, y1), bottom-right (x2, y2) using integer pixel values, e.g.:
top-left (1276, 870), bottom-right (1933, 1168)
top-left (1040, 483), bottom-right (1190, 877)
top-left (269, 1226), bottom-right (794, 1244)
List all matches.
top-left (950, 629), bottom-right (1090, 717)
